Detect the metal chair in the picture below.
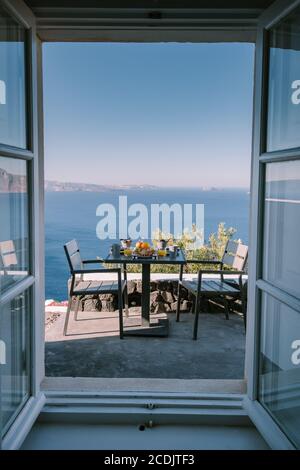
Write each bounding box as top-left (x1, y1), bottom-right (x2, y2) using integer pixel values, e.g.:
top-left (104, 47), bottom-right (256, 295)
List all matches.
top-left (64, 239), bottom-right (128, 338)
top-left (176, 240), bottom-right (248, 340)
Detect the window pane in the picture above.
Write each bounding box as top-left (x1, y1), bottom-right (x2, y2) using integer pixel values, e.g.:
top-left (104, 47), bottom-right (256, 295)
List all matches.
top-left (267, 6), bottom-right (300, 152)
top-left (263, 160), bottom-right (300, 299)
top-left (0, 4), bottom-right (27, 148)
top-left (259, 293), bottom-right (300, 449)
top-left (0, 156), bottom-right (29, 293)
top-left (0, 290), bottom-right (30, 435)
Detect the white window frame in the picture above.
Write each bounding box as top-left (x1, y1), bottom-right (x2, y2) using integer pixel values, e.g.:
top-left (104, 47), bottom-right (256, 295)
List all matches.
top-left (0, 0), bottom-right (45, 450)
top-left (1, 0), bottom-right (299, 451)
top-left (244, 0), bottom-right (300, 450)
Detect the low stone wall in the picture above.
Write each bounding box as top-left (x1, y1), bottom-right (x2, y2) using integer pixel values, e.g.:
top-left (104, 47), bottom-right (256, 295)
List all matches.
top-left (77, 279), bottom-right (194, 314)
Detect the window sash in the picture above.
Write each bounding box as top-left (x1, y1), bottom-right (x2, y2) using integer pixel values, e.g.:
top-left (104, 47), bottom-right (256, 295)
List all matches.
top-left (0, 0), bottom-right (42, 450)
top-left (246, 0), bottom-right (300, 450)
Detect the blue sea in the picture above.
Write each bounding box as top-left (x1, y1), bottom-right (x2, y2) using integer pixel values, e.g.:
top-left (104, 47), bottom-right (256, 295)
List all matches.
top-left (45, 188), bottom-right (249, 300)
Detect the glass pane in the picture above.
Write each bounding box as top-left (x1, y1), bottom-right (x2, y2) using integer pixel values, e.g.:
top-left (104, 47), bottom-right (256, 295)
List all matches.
top-left (267, 6), bottom-right (300, 152)
top-left (263, 160), bottom-right (300, 299)
top-left (0, 290), bottom-right (30, 435)
top-left (0, 3), bottom-right (27, 148)
top-left (259, 293), bottom-right (300, 449)
top-left (0, 156), bottom-right (29, 293)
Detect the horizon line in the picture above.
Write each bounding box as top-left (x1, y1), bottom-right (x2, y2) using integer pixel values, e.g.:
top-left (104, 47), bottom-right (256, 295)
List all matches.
top-left (44, 178), bottom-right (249, 190)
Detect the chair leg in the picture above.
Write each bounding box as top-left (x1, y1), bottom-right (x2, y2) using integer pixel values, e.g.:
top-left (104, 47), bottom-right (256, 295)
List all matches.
top-left (123, 286), bottom-right (129, 318)
top-left (241, 297), bottom-right (247, 331)
top-left (74, 297), bottom-right (81, 321)
top-left (193, 292), bottom-right (201, 340)
top-left (243, 308), bottom-right (247, 331)
top-left (63, 295), bottom-right (73, 336)
top-left (176, 282), bottom-right (182, 322)
top-left (222, 296), bottom-right (230, 320)
top-left (118, 289), bottom-right (124, 339)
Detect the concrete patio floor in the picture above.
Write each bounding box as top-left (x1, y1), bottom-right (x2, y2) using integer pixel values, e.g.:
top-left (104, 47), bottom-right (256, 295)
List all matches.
top-left (45, 306), bottom-right (246, 380)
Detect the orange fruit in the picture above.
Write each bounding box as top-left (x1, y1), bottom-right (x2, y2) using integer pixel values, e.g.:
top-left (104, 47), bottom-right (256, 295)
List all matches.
top-left (158, 250), bottom-right (166, 257)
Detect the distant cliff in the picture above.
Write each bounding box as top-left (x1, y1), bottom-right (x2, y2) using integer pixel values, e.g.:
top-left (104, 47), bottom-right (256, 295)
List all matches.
top-left (44, 180), bottom-right (158, 192)
top-left (0, 169), bottom-right (158, 192)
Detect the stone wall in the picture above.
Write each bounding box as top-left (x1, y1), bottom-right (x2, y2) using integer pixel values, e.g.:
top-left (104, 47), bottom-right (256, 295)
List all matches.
top-left (77, 279), bottom-right (194, 313)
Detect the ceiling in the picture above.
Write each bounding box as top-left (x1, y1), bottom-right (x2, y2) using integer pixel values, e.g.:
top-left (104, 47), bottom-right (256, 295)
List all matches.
top-left (24, 1), bottom-right (275, 8)
top-left (22, 0), bottom-right (277, 42)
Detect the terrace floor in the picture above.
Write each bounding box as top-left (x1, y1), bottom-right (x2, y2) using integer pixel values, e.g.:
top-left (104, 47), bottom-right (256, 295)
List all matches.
top-left (45, 305), bottom-right (246, 380)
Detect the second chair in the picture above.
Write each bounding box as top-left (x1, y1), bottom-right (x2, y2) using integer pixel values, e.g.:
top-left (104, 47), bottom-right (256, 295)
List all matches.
top-left (176, 240), bottom-right (248, 340)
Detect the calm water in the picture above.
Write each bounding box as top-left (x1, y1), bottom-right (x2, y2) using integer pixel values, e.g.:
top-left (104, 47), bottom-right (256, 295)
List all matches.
top-left (45, 188), bottom-right (249, 300)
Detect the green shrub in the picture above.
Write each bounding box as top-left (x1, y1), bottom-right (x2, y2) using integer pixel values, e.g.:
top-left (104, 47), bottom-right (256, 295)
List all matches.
top-left (124, 222), bottom-right (239, 274)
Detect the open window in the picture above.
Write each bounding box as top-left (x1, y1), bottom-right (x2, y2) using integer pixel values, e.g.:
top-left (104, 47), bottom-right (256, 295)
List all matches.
top-left (0, 0), bottom-right (44, 450)
top-left (0, 0), bottom-right (300, 451)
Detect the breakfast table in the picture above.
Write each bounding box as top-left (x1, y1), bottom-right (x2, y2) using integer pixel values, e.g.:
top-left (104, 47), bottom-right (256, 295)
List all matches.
top-left (104, 247), bottom-right (186, 337)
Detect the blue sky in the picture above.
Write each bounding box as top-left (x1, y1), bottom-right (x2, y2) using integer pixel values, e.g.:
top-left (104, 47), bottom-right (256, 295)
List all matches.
top-left (43, 42), bottom-right (254, 188)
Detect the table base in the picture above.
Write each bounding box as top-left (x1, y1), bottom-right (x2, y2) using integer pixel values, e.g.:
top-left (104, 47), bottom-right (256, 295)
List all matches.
top-left (123, 314), bottom-right (169, 337)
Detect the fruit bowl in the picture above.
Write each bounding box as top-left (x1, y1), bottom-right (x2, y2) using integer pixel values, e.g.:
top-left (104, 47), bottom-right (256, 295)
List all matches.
top-left (133, 241), bottom-right (154, 257)
top-left (133, 247), bottom-right (155, 258)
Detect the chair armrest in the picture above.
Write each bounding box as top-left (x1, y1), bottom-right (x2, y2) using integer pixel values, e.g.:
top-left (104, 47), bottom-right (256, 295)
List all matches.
top-left (73, 267), bottom-right (122, 274)
top-left (185, 259), bottom-right (222, 265)
top-left (198, 269), bottom-right (245, 275)
top-left (82, 258), bottom-right (105, 264)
